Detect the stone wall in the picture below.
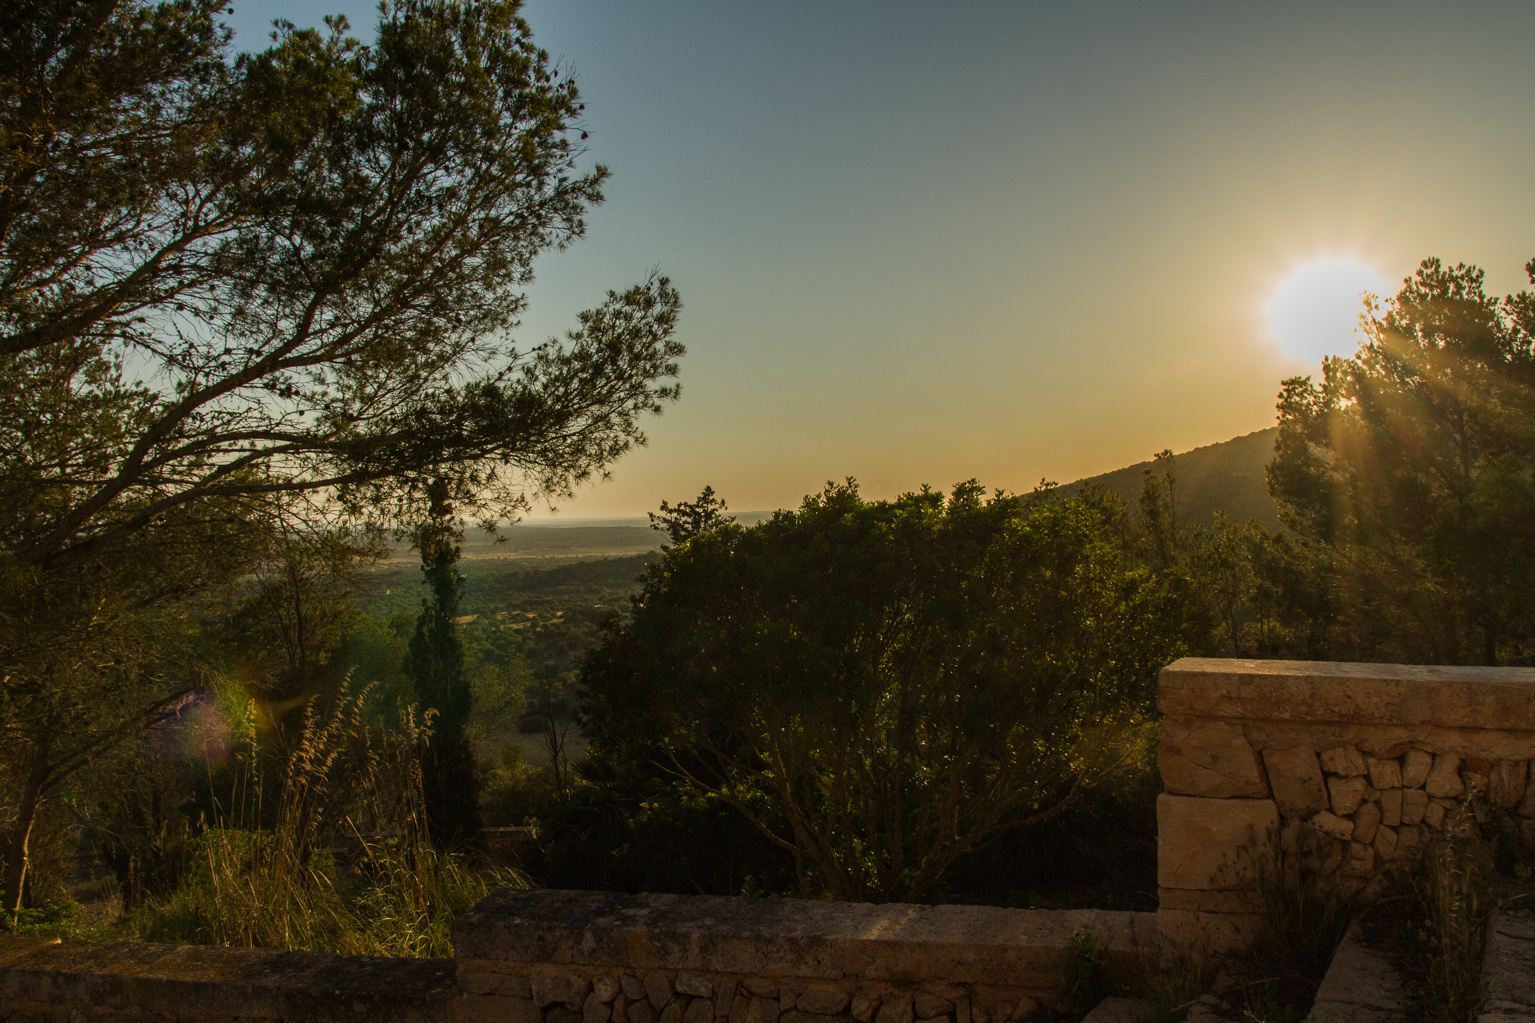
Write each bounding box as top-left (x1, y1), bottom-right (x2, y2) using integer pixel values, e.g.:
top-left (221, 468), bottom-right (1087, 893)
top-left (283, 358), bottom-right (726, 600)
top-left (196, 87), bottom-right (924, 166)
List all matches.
top-left (452, 890), bottom-right (1157, 1023)
top-left (0, 933), bottom-right (454, 1022)
top-left (1157, 657), bottom-right (1535, 953)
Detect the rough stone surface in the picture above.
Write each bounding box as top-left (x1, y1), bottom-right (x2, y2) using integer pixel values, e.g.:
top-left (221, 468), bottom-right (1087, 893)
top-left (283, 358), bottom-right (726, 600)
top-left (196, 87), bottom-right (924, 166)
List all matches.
top-left (1401, 788), bottom-right (1429, 825)
top-left (911, 994), bottom-right (952, 1018)
top-left (1159, 718), bottom-right (1269, 798)
top-left (1320, 746), bottom-right (1369, 777)
top-left (1426, 753), bottom-right (1466, 797)
top-left (1482, 905), bottom-right (1535, 1020)
top-left (875, 996), bottom-right (913, 1023)
top-left (1352, 802), bottom-right (1382, 844)
top-left (1374, 826), bottom-right (1398, 862)
top-left (0, 936), bottom-right (456, 1022)
top-left (1492, 760), bottom-right (1529, 809)
top-left (798, 991), bottom-right (851, 1015)
top-left (645, 972), bottom-right (674, 1011)
top-left (1309, 924), bottom-right (1408, 1023)
top-left (851, 994), bottom-right (879, 1022)
top-left (1261, 744), bottom-right (1327, 818)
top-left (1401, 749), bottom-right (1433, 788)
top-left (1367, 756), bottom-right (1402, 789)
top-left (1080, 996), bottom-right (1150, 1023)
top-left (683, 997), bottom-right (715, 1023)
top-left (1156, 795), bottom-right (1278, 891)
top-left (1379, 788), bottom-right (1402, 827)
top-left (1309, 811), bottom-right (1354, 841)
top-left (677, 974), bottom-right (713, 999)
top-left (1156, 909), bottom-right (1264, 955)
top-left (632, 999), bottom-right (659, 1023)
top-left (1328, 775), bottom-right (1369, 816)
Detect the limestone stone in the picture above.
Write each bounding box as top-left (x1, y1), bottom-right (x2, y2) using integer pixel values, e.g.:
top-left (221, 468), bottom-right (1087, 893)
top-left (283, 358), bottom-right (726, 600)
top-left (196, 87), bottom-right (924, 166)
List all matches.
top-left (1328, 775), bottom-right (1369, 816)
top-left (1462, 770), bottom-right (1490, 798)
top-left (1466, 756), bottom-right (1494, 773)
top-left (1310, 811), bottom-right (1354, 842)
top-left (596, 977), bottom-right (622, 1003)
top-left (1401, 788), bottom-right (1428, 825)
top-left (914, 1016), bottom-right (949, 1023)
top-left (1520, 772), bottom-right (1535, 819)
top-left (624, 976), bottom-right (647, 1003)
top-left (1367, 757), bottom-right (1402, 789)
top-left (1396, 825), bottom-right (1424, 856)
top-left (660, 1001), bottom-right (686, 1023)
top-left (1344, 842), bottom-right (1375, 876)
top-left (1401, 749), bottom-right (1433, 789)
top-left (552, 1009), bottom-right (586, 1023)
top-left (1374, 826), bottom-right (1398, 862)
top-left (461, 996), bottom-right (543, 1023)
top-left (587, 993), bottom-right (615, 1023)
top-left (1080, 997), bottom-right (1151, 1023)
top-left (783, 1014), bottom-right (854, 1023)
top-left (744, 979), bottom-right (777, 998)
top-left (954, 995), bottom-right (972, 1023)
top-left (1156, 908), bottom-right (1264, 955)
top-left (535, 976), bottom-right (595, 1011)
top-left (615, 994), bottom-right (630, 1023)
top-left (780, 987), bottom-right (796, 1009)
top-left (745, 1000), bottom-right (777, 1023)
top-left (1156, 795), bottom-right (1278, 890)
top-left (633, 1000), bottom-right (660, 1023)
top-left (1156, 888), bottom-right (1262, 913)
top-left (1351, 802), bottom-right (1381, 845)
top-left (645, 973), bottom-right (674, 1011)
top-left (1379, 788), bottom-right (1402, 827)
top-left (1426, 753), bottom-right (1464, 798)
top-left (683, 997), bottom-right (715, 1023)
top-left (1261, 744), bottom-right (1327, 818)
top-left (1309, 924), bottom-right (1408, 1023)
top-left (1424, 800), bottom-right (1446, 830)
top-left (714, 980), bottom-right (738, 1017)
top-left (1320, 746), bottom-right (1368, 777)
top-left (797, 991), bottom-right (850, 1015)
top-left (851, 994), bottom-right (879, 1022)
top-left (913, 994), bottom-right (953, 1018)
top-left (676, 975), bottom-right (712, 999)
top-left (1480, 906), bottom-right (1535, 1019)
top-left (1160, 718), bottom-right (1268, 797)
top-left (876, 996), bottom-right (914, 1023)
top-left (728, 997), bottom-right (749, 1023)
top-left (1492, 760), bottom-right (1528, 809)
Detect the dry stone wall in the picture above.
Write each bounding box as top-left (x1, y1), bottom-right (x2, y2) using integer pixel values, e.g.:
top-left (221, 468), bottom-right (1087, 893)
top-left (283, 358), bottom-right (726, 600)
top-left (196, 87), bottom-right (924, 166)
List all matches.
top-left (1157, 657), bottom-right (1535, 953)
top-left (452, 890), bottom-right (1157, 1023)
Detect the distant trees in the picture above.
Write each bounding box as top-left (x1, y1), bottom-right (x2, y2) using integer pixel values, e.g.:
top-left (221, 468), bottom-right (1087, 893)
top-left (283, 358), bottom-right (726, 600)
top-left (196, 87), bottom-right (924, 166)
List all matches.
top-left (582, 481), bottom-right (1197, 901)
top-left (0, 0), bottom-right (682, 909)
top-left (1269, 258), bottom-right (1535, 664)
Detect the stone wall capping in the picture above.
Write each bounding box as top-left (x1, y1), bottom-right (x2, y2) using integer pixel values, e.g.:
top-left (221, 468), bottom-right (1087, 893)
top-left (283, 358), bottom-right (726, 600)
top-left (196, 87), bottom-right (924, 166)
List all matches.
top-left (1159, 657), bottom-right (1535, 727)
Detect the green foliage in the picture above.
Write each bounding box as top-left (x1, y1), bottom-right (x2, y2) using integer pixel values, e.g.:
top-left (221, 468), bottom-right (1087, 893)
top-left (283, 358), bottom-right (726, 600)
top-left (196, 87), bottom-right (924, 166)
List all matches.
top-left (1058, 924), bottom-right (1111, 1010)
top-left (1412, 838), bottom-right (1492, 1022)
top-left (582, 480), bottom-right (1197, 901)
top-left (1269, 257), bottom-right (1535, 664)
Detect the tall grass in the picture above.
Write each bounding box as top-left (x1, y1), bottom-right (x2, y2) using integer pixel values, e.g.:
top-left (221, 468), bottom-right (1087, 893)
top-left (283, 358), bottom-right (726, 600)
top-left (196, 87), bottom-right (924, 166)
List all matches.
top-left (122, 684), bottom-right (525, 957)
top-left (1412, 837), bottom-right (1491, 1023)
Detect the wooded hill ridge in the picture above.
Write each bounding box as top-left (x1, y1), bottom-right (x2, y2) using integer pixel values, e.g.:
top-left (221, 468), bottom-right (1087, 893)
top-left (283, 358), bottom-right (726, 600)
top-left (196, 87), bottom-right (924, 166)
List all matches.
top-left (1058, 427), bottom-right (1281, 529)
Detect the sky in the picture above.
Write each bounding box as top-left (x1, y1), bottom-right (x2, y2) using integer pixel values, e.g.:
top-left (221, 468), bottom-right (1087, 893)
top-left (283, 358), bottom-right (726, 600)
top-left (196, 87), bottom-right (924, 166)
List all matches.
top-left (226, 2), bottom-right (1535, 518)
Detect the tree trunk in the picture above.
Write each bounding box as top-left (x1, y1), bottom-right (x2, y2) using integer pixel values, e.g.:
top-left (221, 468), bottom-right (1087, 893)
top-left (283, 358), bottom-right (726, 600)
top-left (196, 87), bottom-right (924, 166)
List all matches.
top-left (2, 751), bottom-right (48, 918)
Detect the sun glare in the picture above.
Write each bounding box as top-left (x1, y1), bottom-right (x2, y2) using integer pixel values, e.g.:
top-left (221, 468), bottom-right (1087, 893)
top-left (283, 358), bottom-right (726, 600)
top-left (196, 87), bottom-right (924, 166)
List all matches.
top-left (1266, 259), bottom-right (1391, 368)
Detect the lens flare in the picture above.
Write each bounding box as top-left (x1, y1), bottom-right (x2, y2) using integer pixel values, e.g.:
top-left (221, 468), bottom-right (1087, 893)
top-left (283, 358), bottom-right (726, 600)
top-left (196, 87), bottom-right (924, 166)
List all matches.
top-left (1267, 259), bottom-right (1391, 368)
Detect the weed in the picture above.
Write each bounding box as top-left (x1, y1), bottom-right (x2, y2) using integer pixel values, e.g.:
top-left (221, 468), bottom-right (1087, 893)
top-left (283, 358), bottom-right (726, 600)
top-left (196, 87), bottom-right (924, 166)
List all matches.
top-left (1412, 836), bottom-right (1491, 1023)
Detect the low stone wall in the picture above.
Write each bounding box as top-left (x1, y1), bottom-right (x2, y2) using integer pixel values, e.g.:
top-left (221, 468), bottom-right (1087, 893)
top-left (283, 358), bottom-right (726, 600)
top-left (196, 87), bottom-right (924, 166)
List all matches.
top-left (452, 890), bottom-right (1157, 1022)
top-left (1157, 657), bottom-right (1535, 953)
top-left (0, 934), bottom-right (454, 1022)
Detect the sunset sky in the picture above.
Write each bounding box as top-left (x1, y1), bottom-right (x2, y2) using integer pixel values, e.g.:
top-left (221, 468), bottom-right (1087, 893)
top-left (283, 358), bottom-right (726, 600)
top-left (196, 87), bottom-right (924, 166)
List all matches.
top-left (229, 2), bottom-right (1535, 518)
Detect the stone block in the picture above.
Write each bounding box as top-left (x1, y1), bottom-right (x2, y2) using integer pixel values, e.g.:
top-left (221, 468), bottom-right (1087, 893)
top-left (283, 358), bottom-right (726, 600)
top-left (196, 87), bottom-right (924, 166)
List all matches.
top-left (616, 993), bottom-right (631, 1022)
top-left (1491, 760), bottom-right (1528, 809)
top-left (1401, 749), bottom-right (1433, 789)
top-left (1157, 888), bottom-right (1262, 913)
top-left (1156, 909), bottom-right (1264, 955)
top-left (1374, 826), bottom-right (1398, 862)
top-left (1344, 842), bottom-right (1375, 876)
top-left (1262, 744), bottom-right (1327, 818)
top-left (624, 976), bottom-right (648, 1003)
top-left (914, 994), bottom-right (954, 1018)
top-left (1401, 788), bottom-right (1428, 825)
top-left (1426, 753), bottom-right (1464, 798)
top-left (645, 973), bottom-right (675, 1011)
top-left (1328, 775), bottom-right (1368, 816)
top-left (714, 980), bottom-right (739, 1017)
top-left (876, 996), bottom-right (914, 1023)
top-left (1081, 997), bottom-right (1152, 1023)
top-left (1320, 746), bottom-right (1368, 777)
top-left (728, 996), bottom-right (750, 1023)
top-left (1366, 757), bottom-right (1402, 789)
top-left (588, 992), bottom-right (615, 1023)
top-left (1160, 718), bottom-right (1268, 797)
top-left (633, 999), bottom-right (660, 1023)
top-left (1379, 788), bottom-right (1402, 827)
top-left (677, 975), bottom-right (713, 999)
top-left (1157, 794), bottom-right (1277, 890)
top-left (535, 975), bottom-right (594, 1011)
top-left (798, 990), bottom-right (851, 1015)
top-left (744, 979), bottom-right (778, 998)
top-left (661, 1001), bottom-right (686, 1023)
top-left (552, 1009), bottom-right (586, 1023)
top-left (596, 977), bottom-right (622, 1003)
top-left (1351, 803), bottom-right (1381, 845)
top-left (1462, 770), bottom-right (1489, 798)
top-left (1310, 810), bottom-right (1354, 842)
top-left (684, 996), bottom-right (716, 1023)
top-left (460, 994), bottom-right (542, 1023)
top-left (1309, 924), bottom-right (1408, 1023)
top-left (851, 994), bottom-right (879, 1022)
top-left (1424, 801), bottom-right (1446, 830)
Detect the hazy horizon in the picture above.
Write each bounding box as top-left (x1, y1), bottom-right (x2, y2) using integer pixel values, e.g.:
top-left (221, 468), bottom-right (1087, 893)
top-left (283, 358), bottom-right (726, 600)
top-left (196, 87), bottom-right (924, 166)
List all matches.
top-left (227, 2), bottom-right (1535, 519)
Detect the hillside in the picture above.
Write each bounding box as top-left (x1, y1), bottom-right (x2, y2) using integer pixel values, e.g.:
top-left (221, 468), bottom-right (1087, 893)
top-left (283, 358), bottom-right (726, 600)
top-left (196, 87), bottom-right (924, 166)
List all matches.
top-left (1059, 427), bottom-right (1281, 529)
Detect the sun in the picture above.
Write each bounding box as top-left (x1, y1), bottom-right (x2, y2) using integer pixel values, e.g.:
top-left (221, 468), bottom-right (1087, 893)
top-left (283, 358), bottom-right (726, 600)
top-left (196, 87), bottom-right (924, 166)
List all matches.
top-left (1266, 259), bottom-right (1391, 368)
